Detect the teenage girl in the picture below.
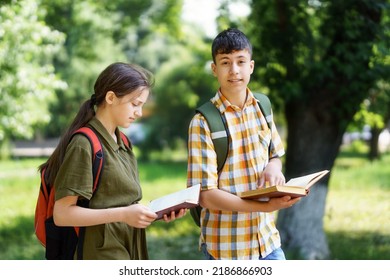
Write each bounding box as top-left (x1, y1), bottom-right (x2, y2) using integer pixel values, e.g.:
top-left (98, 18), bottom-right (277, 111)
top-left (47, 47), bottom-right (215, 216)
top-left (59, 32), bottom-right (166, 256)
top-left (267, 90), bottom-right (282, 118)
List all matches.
top-left (39, 62), bottom-right (185, 259)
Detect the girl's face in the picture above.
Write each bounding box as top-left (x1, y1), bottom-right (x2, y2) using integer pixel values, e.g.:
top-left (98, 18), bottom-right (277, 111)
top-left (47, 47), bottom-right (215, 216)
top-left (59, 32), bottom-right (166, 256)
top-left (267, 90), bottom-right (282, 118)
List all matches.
top-left (211, 49), bottom-right (254, 96)
top-left (111, 87), bottom-right (149, 128)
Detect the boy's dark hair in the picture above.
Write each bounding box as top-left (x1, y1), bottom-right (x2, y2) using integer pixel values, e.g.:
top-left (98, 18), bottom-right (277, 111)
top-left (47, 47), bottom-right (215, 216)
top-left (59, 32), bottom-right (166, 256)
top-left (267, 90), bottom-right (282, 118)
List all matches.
top-left (211, 28), bottom-right (252, 62)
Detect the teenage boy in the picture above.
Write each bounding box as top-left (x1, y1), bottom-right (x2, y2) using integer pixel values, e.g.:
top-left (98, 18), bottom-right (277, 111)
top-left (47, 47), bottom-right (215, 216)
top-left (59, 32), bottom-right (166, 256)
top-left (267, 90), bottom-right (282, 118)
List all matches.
top-left (187, 28), bottom-right (300, 260)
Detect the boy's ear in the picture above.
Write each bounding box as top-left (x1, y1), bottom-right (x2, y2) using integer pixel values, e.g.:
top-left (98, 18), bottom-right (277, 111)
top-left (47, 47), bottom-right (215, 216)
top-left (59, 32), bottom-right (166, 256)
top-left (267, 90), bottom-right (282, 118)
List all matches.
top-left (211, 62), bottom-right (217, 77)
top-left (250, 60), bottom-right (255, 74)
top-left (105, 91), bottom-right (116, 104)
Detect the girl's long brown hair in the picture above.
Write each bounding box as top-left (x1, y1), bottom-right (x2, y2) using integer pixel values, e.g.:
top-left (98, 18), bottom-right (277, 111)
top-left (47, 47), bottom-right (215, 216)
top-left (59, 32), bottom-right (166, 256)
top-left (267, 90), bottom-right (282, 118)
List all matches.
top-left (39, 62), bottom-right (154, 186)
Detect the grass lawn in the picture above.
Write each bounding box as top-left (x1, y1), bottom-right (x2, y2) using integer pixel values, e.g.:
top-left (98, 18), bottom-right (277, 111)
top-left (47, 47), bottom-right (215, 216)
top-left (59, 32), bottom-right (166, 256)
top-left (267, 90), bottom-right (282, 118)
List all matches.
top-left (325, 150), bottom-right (390, 259)
top-left (0, 149), bottom-right (389, 260)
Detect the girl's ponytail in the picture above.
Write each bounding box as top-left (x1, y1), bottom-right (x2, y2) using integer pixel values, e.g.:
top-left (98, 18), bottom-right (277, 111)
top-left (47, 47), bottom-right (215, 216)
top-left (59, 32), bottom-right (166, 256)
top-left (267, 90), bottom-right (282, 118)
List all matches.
top-left (38, 97), bottom-right (95, 186)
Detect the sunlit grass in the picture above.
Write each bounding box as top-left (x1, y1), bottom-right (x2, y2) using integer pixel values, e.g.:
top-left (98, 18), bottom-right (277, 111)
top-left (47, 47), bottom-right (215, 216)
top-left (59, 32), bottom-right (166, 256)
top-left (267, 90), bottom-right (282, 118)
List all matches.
top-left (324, 148), bottom-right (390, 259)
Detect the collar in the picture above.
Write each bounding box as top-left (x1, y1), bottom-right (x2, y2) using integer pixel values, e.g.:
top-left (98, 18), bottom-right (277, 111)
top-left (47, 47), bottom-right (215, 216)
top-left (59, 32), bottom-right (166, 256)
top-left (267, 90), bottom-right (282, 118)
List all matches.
top-left (88, 117), bottom-right (127, 152)
top-left (211, 88), bottom-right (256, 114)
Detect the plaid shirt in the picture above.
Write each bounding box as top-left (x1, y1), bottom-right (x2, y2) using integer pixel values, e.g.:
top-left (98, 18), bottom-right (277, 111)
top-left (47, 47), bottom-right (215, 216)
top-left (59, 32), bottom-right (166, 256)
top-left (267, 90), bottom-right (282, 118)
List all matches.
top-left (187, 90), bottom-right (285, 259)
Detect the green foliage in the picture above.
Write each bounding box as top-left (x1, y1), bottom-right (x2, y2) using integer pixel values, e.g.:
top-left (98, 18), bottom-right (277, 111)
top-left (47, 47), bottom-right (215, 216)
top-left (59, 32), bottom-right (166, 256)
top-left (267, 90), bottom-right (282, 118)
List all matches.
top-left (41, 0), bottom-right (131, 136)
top-left (143, 0), bottom-right (184, 38)
top-left (38, 0), bottom-right (188, 139)
top-left (0, 0), bottom-right (66, 140)
top-left (347, 80), bottom-right (390, 135)
top-left (136, 30), bottom-right (216, 154)
top-left (249, 0), bottom-right (389, 121)
top-left (352, 102), bottom-right (385, 130)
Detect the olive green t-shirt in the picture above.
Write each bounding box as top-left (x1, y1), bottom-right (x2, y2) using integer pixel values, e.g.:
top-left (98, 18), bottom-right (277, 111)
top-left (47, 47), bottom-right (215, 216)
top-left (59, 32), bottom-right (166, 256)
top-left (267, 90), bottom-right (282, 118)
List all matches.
top-left (54, 117), bottom-right (148, 260)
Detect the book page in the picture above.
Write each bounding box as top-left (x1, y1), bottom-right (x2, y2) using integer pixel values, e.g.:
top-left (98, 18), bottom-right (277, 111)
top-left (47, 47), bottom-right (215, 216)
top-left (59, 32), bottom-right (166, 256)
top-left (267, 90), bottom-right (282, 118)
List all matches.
top-left (284, 170), bottom-right (329, 189)
top-left (149, 184), bottom-right (201, 212)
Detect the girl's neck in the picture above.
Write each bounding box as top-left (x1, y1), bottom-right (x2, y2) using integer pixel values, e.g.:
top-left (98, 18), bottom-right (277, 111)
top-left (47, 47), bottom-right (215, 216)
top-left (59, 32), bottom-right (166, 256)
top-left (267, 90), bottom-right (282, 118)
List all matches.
top-left (95, 110), bottom-right (117, 141)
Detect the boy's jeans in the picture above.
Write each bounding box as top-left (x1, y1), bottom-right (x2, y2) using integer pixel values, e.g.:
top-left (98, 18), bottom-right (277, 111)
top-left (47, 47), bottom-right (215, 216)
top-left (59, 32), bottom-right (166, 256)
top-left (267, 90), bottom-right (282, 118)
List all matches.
top-left (201, 243), bottom-right (286, 260)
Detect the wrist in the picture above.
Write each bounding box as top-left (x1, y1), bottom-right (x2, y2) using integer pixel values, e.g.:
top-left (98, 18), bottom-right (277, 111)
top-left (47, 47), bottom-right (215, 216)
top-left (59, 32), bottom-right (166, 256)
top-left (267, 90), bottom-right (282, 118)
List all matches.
top-left (266, 158), bottom-right (282, 172)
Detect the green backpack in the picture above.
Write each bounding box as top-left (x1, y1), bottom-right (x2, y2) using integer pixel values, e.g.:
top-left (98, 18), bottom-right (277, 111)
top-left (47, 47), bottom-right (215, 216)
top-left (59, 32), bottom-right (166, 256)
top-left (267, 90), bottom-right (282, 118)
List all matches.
top-left (190, 93), bottom-right (273, 227)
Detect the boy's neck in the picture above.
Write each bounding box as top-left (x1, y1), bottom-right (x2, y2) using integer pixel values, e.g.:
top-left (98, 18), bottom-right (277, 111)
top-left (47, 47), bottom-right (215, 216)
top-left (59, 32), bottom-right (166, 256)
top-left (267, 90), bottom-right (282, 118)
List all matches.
top-left (220, 88), bottom-right (248, 109)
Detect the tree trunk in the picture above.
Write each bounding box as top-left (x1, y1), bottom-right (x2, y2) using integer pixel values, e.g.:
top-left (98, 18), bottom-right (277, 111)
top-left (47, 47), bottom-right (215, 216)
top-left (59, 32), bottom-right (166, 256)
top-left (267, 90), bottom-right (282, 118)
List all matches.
top-left (277, 100), bottom-right (346, 259)
top-left (369, 126), bottom-right (381, 161)
top-left (250, 0), bottom-right (385, 260)
top-left (277, 183), bottom-right (329, 259)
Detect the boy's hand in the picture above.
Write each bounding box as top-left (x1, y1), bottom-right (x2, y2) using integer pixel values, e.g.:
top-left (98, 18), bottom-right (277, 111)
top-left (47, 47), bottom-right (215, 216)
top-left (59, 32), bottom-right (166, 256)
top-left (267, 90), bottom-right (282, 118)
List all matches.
top-left (162, 208), bottom-right (187, 222)
top-left (259, 158), bottom-right (285, 187)
top-left (267, 196), bottom-right (301, 211)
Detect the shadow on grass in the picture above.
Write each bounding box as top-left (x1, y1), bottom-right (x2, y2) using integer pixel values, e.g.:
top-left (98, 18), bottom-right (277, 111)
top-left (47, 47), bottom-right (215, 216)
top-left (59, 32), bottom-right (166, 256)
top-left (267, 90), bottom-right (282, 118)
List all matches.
top-left (0, 215), bottom-right (44, 260)
top-left (147, 215), bottom-right (204, 260)
top-left (327, 230), bottom-right (390, 260)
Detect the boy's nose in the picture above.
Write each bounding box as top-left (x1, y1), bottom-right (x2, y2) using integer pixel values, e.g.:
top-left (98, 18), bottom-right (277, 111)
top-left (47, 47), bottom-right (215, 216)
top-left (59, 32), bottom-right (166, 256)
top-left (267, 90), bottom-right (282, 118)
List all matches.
top-left (230, 63), bottom-right (239, 74)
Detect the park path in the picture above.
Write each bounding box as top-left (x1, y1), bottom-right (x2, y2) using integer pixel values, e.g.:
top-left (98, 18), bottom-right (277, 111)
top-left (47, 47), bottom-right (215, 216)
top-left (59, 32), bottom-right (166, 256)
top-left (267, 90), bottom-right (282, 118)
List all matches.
top-left (11, 138), bottom-right (58, 157)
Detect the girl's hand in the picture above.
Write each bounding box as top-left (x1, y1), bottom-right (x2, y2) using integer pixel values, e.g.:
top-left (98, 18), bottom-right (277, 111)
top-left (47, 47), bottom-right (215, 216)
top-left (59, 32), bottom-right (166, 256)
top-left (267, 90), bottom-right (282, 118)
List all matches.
top-left (122, 204), bottom-right (158, 228)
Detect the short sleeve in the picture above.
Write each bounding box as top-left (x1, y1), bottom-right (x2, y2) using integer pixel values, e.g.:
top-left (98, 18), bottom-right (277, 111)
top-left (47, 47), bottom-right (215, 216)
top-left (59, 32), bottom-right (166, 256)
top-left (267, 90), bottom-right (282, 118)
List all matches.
top-left (187, 114), bottom-right (219, 190)
top-left (54, 135), bottom-right (94, 201)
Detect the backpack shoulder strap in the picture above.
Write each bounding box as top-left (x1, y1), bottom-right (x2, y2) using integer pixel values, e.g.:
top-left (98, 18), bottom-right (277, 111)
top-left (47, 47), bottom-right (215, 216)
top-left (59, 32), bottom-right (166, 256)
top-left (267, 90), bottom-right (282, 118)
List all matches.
top-left (72, 127), bottom-right (104, 193)
top-left (253, 92), bottom-right (272, 129)
top-left (196, 101), bottom-right (229, 173)
top-left (119, 131), bottom-right (131, 149)
top-left (196, 94), bottom-right (273, 172)
top-left (71, 127), bottom-right (105, 260)
top-left (39, 167), bottom-right (50, 201)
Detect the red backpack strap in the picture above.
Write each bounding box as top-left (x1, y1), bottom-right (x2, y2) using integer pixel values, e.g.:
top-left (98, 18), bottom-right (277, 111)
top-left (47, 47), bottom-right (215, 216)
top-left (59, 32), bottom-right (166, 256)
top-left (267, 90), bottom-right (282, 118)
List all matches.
top-left (72, 127), bottom-right (104, 260)
top-left (72, 127), bottom-right (104, 193)
top-left (40, 167), bottom-right (50, 202)
top-left (34, 167), bottom-right (50, 246)
top-left (120, 131), bottom-right (131, 149)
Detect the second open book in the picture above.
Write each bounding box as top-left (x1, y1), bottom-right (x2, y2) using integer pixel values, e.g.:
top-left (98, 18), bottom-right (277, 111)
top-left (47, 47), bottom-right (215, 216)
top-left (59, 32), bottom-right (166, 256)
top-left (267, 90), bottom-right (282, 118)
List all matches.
top-left (148, 170), bottom-right (329, 218)
top-left (239, 170), bottom-right (329, 200)
top-left (148, 184), bottom-right (201, 220)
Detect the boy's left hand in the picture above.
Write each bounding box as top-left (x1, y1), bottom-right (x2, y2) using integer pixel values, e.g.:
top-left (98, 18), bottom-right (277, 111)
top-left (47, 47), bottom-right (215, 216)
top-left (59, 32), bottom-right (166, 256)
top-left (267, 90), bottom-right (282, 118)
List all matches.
top-left (162, 208), bottom-right (187, 222)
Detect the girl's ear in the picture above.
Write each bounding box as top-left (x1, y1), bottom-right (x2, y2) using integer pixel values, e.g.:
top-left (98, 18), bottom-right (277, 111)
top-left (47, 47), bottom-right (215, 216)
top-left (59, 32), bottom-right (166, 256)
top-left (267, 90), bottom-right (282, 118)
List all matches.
top-left (105, 91), bottom-right (116, 104)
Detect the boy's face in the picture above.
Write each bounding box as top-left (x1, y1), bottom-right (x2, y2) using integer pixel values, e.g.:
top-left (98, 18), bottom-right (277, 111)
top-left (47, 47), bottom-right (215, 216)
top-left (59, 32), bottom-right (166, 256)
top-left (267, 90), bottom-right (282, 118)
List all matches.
top-left (211, 49), bottom-right (254, 95)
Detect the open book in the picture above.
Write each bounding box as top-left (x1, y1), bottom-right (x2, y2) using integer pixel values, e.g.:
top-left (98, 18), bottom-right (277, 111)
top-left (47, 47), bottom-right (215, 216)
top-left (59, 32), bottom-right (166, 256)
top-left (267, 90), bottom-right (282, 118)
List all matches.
top-left (239, 170), bottom-right (329, 200)
top-left (149, 184), bottom-right (201, 220)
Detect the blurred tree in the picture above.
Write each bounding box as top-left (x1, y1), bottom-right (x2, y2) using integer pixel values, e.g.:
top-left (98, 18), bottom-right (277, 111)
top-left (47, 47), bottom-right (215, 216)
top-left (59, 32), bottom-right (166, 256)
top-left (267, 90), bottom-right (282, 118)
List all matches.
top-left (346, 11), bottom-right (390, 160)
top-left (0, 0), bottom-right (66, 145)
top-left (139, 36), bottom-right (216, 157)
top-left (351, 80), bottom-right (390, 160)
top-left (126, 0), bottom-right (219, 158)
top-left (40, 0), bottom-right (184, 138)
top-left (40, 0), bottom-right (135, 136)
top-left (249, 0), bottom-right (389, 259)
